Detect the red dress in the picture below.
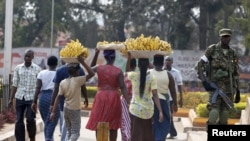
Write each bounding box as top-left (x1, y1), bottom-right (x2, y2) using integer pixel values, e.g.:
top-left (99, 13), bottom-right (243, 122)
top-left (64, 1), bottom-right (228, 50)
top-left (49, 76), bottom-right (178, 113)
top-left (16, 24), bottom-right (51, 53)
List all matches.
top-left (86, 65), bottom-right (122, 130)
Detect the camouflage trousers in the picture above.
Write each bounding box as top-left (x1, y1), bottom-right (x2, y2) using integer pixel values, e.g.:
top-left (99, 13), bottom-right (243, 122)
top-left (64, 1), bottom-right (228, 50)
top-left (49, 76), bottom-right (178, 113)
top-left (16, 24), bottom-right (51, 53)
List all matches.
top-left (206, 92), bottom-right (233, 125)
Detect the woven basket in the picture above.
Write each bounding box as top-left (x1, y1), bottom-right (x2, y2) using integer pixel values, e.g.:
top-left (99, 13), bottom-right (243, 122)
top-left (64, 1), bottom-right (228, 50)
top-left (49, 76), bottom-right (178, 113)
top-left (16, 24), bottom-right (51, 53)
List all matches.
top-left (97, 43), bottom-right (125, 50)
top-left (128, 50), bottom-right (159, 58)
top-left (60, 57), bottom-right (79, 63)
top-left (155, 50), bottom-right (173, 56)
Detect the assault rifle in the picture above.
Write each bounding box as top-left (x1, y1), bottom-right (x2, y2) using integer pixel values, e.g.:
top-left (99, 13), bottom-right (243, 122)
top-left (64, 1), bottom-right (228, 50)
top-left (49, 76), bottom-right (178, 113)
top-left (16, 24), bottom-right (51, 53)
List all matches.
top-left (210, 82), bottom-right (235, 111)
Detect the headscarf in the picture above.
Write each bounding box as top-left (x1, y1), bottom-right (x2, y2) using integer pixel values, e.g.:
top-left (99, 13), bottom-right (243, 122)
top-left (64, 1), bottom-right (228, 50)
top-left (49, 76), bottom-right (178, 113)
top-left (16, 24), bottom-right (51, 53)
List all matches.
top-left (103, 50), bottom-right (115, 57)
top-left (103, 49), bottom-right (116, 62)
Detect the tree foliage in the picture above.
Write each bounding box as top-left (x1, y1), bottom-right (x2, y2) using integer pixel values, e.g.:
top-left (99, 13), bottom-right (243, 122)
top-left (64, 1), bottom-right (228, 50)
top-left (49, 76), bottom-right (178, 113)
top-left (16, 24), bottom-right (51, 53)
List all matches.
top-left (0, 0), bottom-right (249, 51)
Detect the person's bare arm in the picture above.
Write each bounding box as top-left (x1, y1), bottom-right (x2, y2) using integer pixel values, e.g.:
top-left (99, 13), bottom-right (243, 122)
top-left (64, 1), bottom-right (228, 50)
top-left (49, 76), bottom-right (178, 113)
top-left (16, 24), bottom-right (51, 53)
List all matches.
top-left (152, 89), bottom-right (164, 122)
top-left (78, 56), bottom-right (95, 80)
top-left (168, 72), bottom-right (178, 113)
top-left (119, 71), bottom-right (130, 105)
top-left (32, 79), bottom-right (42, 113)
top-left (126, 52), bottom-right (131, 72)
top-left (81, 85), bottom-right (88, 108)
top-left (177, 84), bottom-right (183, 108)
top-left (78, 56), bottom-right (95, 108)
top-left (50, 95), bottom-right (62, 121)
top-left (50, 83), bottom-right (59, 112)
top-left (90, 48), bottom-right (100, 67)
top-left (8, 86), bottom-right (17, 108)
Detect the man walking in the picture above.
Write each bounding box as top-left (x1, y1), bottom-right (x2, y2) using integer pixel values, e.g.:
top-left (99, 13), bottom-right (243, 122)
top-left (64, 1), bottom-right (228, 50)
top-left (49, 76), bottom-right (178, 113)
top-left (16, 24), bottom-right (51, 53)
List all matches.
top-left (164, 56), bottom-right (184, 139)
top-left (8, 49), bottom-right (42, 141)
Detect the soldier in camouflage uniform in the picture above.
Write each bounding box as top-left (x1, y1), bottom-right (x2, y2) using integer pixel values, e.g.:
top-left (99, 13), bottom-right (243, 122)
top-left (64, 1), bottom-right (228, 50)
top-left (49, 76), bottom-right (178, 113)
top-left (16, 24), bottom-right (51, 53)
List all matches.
top-left (196, 28), bottom-right (240, 125)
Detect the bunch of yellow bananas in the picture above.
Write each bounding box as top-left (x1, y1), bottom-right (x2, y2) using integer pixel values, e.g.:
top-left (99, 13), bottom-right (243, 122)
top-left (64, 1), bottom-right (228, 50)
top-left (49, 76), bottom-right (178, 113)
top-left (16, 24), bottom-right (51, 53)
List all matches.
top-left (60, 39), bottom-right (89, 58)
top-left (120, 34), bottom-right (172, 55)
top-left (96, 40), bottom-right (124, 50)
top-left (96, 40), bottom-right (109, 46)
top-left (159, 40), bottom-right (172, 53)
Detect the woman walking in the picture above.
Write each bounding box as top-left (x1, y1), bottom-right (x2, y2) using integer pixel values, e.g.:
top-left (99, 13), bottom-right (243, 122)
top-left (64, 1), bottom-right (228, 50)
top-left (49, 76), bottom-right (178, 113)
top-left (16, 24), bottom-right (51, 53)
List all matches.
top-left (126, 53), bottom-right (163, 141)
top-left (86, 49), bottom-right (130, 141)
top-left (32, 56), bottom-right (60, 141)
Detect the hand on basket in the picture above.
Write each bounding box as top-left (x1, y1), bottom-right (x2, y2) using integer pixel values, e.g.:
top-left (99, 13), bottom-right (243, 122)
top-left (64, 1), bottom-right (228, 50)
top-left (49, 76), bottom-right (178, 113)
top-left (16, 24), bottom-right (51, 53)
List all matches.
top-left (77, 55), bottom-right (85, 62)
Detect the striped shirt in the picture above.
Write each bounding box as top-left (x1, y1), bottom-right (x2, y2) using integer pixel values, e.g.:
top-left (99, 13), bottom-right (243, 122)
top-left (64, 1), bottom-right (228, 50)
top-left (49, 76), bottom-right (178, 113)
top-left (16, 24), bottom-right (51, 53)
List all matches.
top-left (12, 62), bottom-right (41, 101)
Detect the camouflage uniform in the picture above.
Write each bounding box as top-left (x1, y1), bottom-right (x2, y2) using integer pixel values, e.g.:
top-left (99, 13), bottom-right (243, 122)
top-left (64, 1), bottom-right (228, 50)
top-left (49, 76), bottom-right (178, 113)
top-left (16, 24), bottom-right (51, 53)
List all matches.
top-left (196, 28), bottom-right (239, 125)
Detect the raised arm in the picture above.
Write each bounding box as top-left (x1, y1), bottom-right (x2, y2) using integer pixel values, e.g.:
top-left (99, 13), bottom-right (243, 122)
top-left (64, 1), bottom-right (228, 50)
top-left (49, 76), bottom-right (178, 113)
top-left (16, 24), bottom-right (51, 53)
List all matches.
top-left (125, 52), bottom-right (131, 72)
top-left (78, 56), bottom-right (95, 80)
top-left (90, 48), bottom-right (100, 67)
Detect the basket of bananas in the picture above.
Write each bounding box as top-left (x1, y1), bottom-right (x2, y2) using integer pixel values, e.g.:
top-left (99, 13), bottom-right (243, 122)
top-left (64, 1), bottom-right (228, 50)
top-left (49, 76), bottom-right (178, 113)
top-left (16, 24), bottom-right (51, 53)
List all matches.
top-left (60, 39), bottom-right (89, 63)
top-left (96, 41), bottom-right (125, 50)
top-left (120, 34), bottom-right (172, 58)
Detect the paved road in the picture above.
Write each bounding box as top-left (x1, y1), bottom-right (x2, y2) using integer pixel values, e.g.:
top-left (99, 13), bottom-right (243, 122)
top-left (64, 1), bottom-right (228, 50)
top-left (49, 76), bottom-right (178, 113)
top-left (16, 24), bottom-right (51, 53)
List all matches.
top-left (36, 116), bottom-right (187, 141)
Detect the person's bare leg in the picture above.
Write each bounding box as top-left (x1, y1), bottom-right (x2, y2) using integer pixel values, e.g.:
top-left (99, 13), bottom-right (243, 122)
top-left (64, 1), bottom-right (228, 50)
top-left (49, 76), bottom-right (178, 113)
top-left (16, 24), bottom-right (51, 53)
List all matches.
top-left (110, 129), bottom-right (117, 141)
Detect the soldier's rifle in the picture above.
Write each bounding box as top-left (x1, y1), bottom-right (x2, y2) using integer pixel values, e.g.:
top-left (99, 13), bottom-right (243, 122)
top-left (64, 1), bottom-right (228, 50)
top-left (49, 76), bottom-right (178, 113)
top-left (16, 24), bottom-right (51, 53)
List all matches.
top-left (210, 82), bottom-right (235, 111)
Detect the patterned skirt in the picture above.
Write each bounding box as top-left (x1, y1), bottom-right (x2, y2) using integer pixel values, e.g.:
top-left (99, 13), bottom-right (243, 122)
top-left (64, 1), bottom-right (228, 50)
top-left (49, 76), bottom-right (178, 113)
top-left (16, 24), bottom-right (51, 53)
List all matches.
top-left (120, 96), bottom-right (131, 141)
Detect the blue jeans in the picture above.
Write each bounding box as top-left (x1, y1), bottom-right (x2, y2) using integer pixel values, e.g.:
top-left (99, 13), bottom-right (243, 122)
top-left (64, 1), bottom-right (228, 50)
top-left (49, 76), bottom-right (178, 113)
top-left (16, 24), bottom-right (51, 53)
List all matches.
top-left (39, 90), bottom-right (60, 141)
top-left (153, 99), bottom-right (171, 141)
top-left (15, 99), bottom-right (36, 141)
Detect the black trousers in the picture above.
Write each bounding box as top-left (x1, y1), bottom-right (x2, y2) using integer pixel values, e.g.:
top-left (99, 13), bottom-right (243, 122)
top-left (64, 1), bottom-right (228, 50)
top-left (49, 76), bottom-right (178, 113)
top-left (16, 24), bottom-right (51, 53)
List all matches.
top-left (15, 98), bottom-right (36, 141)
top-left (169, 101), bottom-right (177, 136)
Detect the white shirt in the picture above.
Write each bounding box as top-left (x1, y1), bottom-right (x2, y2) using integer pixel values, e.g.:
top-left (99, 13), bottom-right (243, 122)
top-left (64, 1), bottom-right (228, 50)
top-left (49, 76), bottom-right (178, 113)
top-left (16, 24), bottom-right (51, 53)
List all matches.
top-left (37, 70), bottom-right (56, 90)
top-left (168, 67), bottom-right (183, 101)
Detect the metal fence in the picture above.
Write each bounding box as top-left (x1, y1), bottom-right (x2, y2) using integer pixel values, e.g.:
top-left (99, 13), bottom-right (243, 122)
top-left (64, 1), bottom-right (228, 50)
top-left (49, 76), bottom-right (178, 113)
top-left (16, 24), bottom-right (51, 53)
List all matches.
top-left (0, 74), bottom-right (12, 113)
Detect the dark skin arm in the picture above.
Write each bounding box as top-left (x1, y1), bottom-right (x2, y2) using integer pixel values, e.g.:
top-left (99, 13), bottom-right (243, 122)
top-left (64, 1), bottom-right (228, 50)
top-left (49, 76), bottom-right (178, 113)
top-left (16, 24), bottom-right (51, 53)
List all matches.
top-left (168, 72), bottom-right (178, 113)
top-left (77, 56), bottom-right (95, 80)
top-left (8, 86), bottom-right (17, 108)
top-left (125, 54), bottom-right (131, 72)
top-left (118, 71), bottom-right (130, 105)
top-left (31, 79), bottom-right (42, 113)
top-left (78, 55), bottom-right (95, 108)
top-left (152, 89), bottom-right (164, 122)
top-left (177, 84), bottom-right (183, 108)
top-left (50, 95), bottom-right (62, 121)
top-left (126, 52), bottom-right (132, 71)
top-left (81, 85), bottom-right (88, 108)
top-left (91, 48), bottom-right (100, 67)
top-left (50, 83), bottom-right (59, 112)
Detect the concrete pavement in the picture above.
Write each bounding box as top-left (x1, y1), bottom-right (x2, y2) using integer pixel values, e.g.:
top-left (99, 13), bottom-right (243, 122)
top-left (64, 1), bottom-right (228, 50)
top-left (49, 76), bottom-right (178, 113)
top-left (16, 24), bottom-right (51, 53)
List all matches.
top-left (1, 110), bottom-right (207, 141)
top-left (36, 115), bottom-right (188, 141)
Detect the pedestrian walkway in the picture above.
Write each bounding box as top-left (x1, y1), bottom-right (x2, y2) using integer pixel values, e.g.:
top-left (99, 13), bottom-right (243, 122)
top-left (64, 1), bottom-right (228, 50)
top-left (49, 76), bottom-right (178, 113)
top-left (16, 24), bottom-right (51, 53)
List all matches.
top-left (35, 116), bottom-right (188, 141)
top-left (0, 111), bottom-right (208, 141)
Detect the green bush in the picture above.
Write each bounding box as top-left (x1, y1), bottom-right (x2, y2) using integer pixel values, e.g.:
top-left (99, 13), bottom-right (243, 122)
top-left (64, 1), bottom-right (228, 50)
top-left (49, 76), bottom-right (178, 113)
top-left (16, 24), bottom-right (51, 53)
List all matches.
top-left (87, 86), bottom-right (97, 98)
top-left (196, 102), bottom-right (246, 118)
top-left (183, 92), bottom-right (249, 109)
top-left (196, 104), bottom-right (208, 117)
top-left (183, 92), bottom-right (209, 109)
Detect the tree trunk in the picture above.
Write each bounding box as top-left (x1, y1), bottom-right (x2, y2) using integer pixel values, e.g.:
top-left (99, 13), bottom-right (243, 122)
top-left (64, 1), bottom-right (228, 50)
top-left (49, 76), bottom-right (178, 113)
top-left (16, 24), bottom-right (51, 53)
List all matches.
top-left (199, 1), bottom-right (208, 50)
